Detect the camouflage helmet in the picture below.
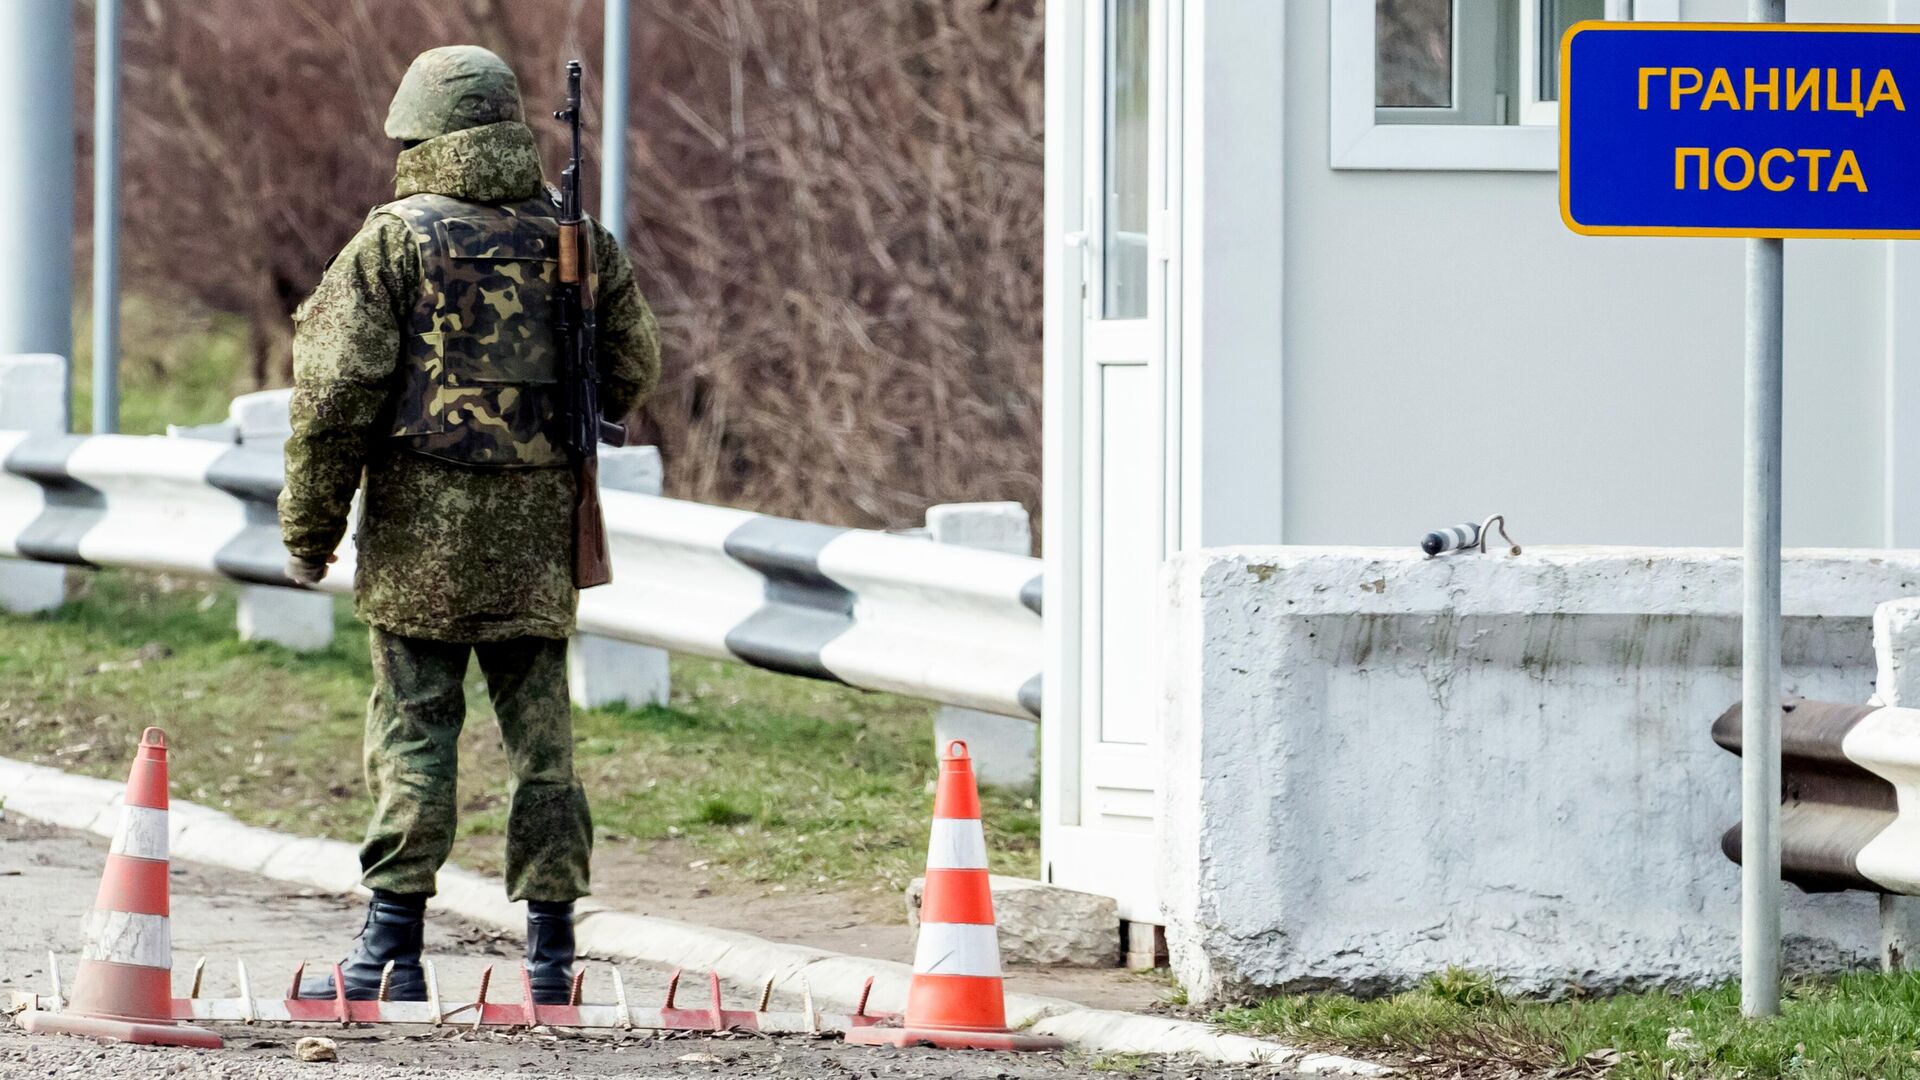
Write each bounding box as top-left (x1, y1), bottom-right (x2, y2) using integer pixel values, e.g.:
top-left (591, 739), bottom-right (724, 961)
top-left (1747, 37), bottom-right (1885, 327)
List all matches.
top-left (385, 46), bottom-right (524, 142)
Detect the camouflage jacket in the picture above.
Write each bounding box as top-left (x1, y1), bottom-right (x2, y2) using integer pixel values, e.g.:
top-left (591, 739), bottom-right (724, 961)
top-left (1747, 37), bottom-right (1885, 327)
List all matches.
top-left (279, 120), bottom-right (660, 642)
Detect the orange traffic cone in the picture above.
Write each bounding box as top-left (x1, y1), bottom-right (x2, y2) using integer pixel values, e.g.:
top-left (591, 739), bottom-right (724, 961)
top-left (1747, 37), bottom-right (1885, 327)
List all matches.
top-left (847, 740), bottom-right (1063, 1052)
top-left (20, 728), bottom-right (222, 1049)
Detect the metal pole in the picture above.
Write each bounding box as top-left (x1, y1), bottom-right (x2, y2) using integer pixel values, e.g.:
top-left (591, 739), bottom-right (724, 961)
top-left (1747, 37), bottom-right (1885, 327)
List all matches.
top-left (1740, 0), bottom-right (1786, 1019)
top-left (0, 0), bottom-right (76, 432)
top-left (600, 0), bottom-right (630, 249)
top-left (93, 0), bottom-right (121, 434)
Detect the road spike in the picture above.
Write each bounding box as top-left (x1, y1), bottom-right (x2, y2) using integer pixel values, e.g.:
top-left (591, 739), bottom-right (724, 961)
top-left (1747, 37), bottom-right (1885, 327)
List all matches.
top-left (332, 963), bottom-right (349, 1027)
top-left (569, 968), bottom-right (585, 1007)
top-left (377, 959), bottom-right (395, 1003)
top-left (236, 959), bottom-right (255, 1023)
top-left (611, 968), bottom-right (632, 1030)
top-left (44, 950), bottom-right (60, 1006)
top-left (520, 965), bottom-right (539, 1029)
top-left (708, 970), bottom-right (724, 1030)
top-left (664, 967), bottom-right (682, 1010)
top-left (856, 975), bottom-right (874, 1018)
top-left (425, 959), bottom-right (442, 1025)
top-left (288, 962), bottom-right (305, 1001)
top-left (801, 976), bottom-right (818, 1035)
top-left (471, 965), bottom-right (492, 1035)
top-left (758, 974), bottom-right (776, 1013)
top-left (189, 957), bottom-right (206, 999)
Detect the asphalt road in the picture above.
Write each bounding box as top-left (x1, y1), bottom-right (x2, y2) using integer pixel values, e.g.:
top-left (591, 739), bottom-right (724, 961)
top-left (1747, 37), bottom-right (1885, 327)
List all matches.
top-left (0, 817), bottom-right (1297, 1079)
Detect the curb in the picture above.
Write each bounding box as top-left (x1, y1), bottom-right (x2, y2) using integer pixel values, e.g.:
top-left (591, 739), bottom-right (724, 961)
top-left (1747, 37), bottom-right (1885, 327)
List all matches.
top-left (0, 754), bottom-right (1389, 1073)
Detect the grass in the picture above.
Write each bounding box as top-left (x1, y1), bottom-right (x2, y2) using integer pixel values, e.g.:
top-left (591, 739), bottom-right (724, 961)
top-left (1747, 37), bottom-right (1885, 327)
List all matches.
top-left (68, 296), bottom-right (251, 435)
top-left (0, 571), bottom-right (1040, 896)
top-left (5, 298), bottom-right (1041, 899)
top-left (1217, 966), bottom-right (1920, 1079)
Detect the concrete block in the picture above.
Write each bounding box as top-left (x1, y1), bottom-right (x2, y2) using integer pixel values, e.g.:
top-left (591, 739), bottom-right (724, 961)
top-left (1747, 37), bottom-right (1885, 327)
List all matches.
top-left (1871, 598), bottom-right (1920, 964)
top-left (1875, 598), bottom-right (1920, 708)
top-left (927, 502), bottom-right (1037, 789)
top-left (1159, 547), bottom-right (1911, 1003)
top-left (570, 445), bottom-right (671, 709)
top-left (229, 387), bottom-right (294, 451)
top-left (597, 443), bottom-right (663, 494)
top-left (166, 420), bottom-right (240, 443)
top-left (0, 354), bottom-right (68, 612)
top-left (926, 501), bottom-right (1032, 557)
top-left (908, 874), bottom-right (1119, 967)
top-left (935, 709), bottom-right (1037, 789)
top-left (0, 353), bottom-right (66, 430)
top-left (237, 584), bottom-right (335, 652)
top-left (567, 631), bottom-right (671, 709)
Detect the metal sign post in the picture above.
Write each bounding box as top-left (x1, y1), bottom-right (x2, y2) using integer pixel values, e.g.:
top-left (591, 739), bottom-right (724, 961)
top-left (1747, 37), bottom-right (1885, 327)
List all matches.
top-left (1557, 6), bottom-right (1920, 1017)
top-left (600, 0), bottom-right (630, 249)
top-left (1741, 186), bottom-right (1784, 1020)
top-left (93, 0), bottom-right (122, 435)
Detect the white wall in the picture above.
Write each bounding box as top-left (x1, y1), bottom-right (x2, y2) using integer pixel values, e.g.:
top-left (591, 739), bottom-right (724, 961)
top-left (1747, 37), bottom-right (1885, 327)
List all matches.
top-left (1279, 0), bottom-right (1888, 548)
top-left (1158, 545), bottom-right (1919, 1001)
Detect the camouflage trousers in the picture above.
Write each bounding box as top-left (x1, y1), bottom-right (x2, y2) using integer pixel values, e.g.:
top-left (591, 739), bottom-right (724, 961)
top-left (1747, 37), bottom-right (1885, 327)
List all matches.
top-left (357, 628), bottom-right (592, 902)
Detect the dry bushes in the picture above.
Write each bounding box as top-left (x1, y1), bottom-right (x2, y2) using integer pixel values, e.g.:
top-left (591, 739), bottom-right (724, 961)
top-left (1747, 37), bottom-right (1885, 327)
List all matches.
top-left (84, 0), bottom-right (1043, 528)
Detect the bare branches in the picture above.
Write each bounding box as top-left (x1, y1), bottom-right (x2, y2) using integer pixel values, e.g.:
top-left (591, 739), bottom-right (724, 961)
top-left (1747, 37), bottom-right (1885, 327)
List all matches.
top-left (89, 0), bottom-right (1043, 528)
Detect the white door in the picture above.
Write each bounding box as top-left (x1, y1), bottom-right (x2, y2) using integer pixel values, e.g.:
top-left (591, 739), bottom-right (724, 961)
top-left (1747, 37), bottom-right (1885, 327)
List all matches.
top-left (1045, 0), bottom-right (1176, 923)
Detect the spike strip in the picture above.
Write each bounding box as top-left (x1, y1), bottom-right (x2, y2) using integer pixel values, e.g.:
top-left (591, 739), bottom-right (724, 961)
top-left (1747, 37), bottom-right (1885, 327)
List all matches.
top-left (235, 962), bottom-right (254, 1023)
top-left (188, 958), bottom-right (205, 999)
top-left (611, 968), bottom-right (632, 1030)
top-left (160, 995), bottom-right (897, 1033)
top-left (569, 969), bottom-right (586, 1008)
top-left (333, 964), bottom-right (348, 1027)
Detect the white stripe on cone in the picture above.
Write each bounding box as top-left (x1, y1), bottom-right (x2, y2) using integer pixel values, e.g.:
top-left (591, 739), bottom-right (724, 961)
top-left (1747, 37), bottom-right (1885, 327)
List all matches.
top-left (925, 818), bottom-right (988, 870)
top-left (107, 805), bottom-right (169, 861)
top-left (912, 922), bottom-right (1003, 978)
top-left (80, 910), bottom-right (172, 969)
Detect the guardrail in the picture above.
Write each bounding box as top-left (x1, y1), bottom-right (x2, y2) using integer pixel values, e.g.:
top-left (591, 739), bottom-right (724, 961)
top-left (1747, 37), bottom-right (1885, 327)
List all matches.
top-left (0, 431), bottom-right (1043, 719)
top-left (1714, 698), bottom-right (1918, 896)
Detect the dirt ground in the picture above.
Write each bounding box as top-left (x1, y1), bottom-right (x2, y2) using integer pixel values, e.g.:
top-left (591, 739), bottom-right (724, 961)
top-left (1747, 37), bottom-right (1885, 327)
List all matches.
top-left (587, 841), bottom-right (1174, 1013)
top-left (0, 818), bottom-right (1298, 1079)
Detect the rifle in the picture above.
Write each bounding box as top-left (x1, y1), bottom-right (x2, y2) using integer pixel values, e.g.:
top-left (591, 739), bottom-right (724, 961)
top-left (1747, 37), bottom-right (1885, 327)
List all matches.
top-left (554, 59), bottom-right (624, 589)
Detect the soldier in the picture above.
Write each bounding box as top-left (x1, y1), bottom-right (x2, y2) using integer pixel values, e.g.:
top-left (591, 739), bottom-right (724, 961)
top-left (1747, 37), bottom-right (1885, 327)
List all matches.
top-left (278, 45), bottom-right (659, 1003)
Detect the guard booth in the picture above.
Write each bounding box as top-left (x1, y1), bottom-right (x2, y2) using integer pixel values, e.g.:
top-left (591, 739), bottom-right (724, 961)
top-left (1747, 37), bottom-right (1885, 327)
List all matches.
top-left (1041, 0), bottom-right (1285, 926)
top-left (1043, 0), bottom-right (1917, 931)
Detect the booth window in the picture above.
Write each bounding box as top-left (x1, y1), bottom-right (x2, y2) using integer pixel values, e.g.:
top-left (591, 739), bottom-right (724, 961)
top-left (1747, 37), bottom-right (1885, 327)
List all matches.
top-left (1375, 0), bottom-right (1603, 126)
top-left (1336, 0), bottom-right (1653, 170)
top-left (1103, 0), bottom-right (1150, 320)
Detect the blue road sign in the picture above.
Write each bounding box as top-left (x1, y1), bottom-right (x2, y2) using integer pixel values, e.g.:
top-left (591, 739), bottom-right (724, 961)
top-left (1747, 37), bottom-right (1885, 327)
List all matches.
top-left (1562, 23), bottom-right (1920, 238)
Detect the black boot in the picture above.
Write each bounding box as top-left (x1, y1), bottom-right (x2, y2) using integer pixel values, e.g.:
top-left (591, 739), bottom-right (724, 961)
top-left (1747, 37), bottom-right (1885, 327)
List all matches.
top-left (525, 900), bottom-right (576, 1005)
top-left (297, 891), bottom-right (429, 1001)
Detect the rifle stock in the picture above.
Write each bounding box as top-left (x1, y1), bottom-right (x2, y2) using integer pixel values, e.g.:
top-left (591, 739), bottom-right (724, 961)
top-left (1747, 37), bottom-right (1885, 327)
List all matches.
top-left (572, 456), bottom-right (613, 590)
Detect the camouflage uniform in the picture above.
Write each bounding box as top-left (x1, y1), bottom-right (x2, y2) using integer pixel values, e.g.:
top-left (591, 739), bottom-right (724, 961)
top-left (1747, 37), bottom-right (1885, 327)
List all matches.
top-left (280, 46), bottom-right (659, 903)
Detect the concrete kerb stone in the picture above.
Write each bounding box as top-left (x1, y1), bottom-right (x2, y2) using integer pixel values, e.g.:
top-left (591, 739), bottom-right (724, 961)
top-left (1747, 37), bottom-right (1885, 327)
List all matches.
top-left (0, 754), bottom-right (1390, 1072)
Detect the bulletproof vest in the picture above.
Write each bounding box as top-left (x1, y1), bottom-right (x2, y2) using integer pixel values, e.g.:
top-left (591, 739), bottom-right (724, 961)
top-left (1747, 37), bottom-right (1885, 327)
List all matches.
top-left (377, 191), bottom-right (567, 468)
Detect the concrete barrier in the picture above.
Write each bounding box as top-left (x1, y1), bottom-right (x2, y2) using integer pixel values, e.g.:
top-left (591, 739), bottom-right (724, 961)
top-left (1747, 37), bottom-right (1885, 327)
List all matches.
top-left (926, 502), bottom-right (1036, 789)
top-left (569, 445), bottom-right (671, 710)
top-left (1158, 546), bottom-right (1920, 1001)
top-left (0, 354), bottom-right (68, 613)
top-left (225, 389), bottom-right (336, 653)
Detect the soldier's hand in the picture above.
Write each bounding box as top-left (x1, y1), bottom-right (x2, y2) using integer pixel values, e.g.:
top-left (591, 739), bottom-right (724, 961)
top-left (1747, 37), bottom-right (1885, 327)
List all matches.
top-left (285, 553), bottom-right (335, 586)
